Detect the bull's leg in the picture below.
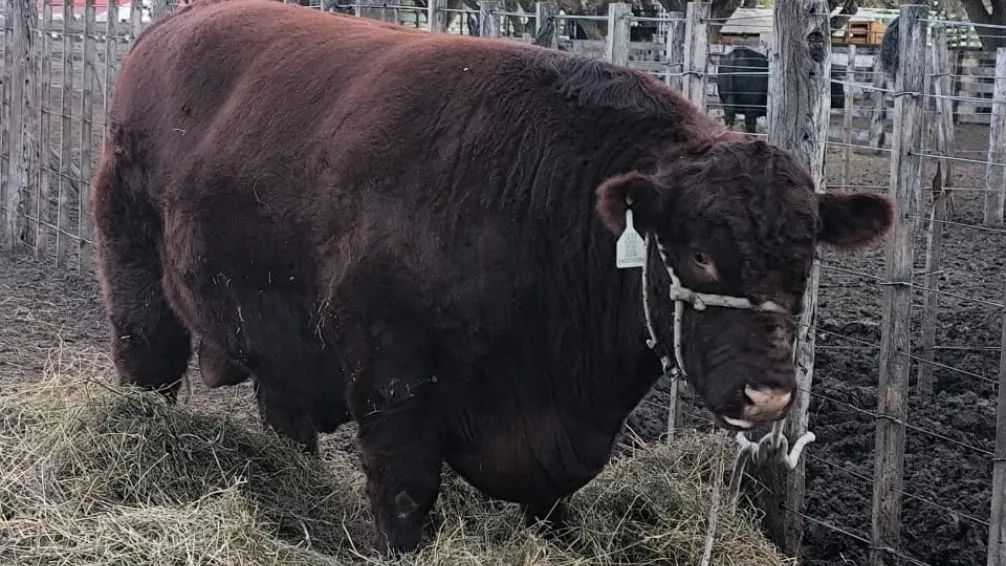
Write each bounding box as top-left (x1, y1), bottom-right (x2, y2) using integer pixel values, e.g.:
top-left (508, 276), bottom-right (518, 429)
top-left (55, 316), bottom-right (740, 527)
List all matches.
top-left (91, 146), bottom-right (191, 401)
top-left (522, 499), bottom-right (571, 537)
top-left (744, 113), bottom-right (758, 134)
top-left (199, 340), bottom-right (321, 452)
top-left (254, 379), bottom-right (320, 455)
top-left (344, 317), bottom-right (443, 554)
top-left (197, 339), bottom-right (250, 388)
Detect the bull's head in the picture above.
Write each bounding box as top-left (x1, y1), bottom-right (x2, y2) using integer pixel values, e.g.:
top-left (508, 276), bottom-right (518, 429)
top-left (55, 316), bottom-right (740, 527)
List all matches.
top-left (595, 135), bottom-right (893, 431)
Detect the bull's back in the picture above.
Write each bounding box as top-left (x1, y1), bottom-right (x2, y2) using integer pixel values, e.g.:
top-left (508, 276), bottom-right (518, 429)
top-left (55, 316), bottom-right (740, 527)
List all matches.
top-left (106, 0), bottom-right (560, 325)
top-left (108, 0), bottom-right (432, 183)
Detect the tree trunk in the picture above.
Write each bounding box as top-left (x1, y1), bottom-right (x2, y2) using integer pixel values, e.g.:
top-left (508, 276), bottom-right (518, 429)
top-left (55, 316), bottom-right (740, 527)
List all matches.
top-left (959, 0), bottom-right (1006, 51)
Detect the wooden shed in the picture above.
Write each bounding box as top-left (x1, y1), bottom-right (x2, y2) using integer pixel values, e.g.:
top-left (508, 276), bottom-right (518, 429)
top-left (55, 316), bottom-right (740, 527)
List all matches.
top-left (712, 7), bottom-right (773, 47)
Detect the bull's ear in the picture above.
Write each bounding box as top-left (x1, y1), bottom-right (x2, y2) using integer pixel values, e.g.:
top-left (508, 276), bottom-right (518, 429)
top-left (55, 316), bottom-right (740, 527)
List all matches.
top-left (596, 172), bottom-right (664, 235)
top-left (817, 192), bottom-right (895, 250)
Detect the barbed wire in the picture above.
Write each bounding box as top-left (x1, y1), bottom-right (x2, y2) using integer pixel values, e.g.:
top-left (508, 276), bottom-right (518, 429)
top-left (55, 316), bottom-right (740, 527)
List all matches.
top-left (785, 506), bottom-right (935, 566)
top-left (805, 385), bottom-right (993, 458)
top-left (806, 453), bottom-right (990, 528)
top-left (805, 317), bottom-right (999, 388)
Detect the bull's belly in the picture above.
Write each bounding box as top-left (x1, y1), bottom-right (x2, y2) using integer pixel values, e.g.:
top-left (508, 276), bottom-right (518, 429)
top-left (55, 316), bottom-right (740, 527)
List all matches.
top-left (442, 406), bottom-right (616, 505)
top-left (159, 212), bottom-right (350, 427)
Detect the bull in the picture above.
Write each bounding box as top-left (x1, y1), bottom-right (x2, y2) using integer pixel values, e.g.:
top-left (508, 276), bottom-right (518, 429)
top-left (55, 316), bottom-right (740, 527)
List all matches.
top-left (91, 0), bottom-right (894, 554)
top-left (716, 46), bottom-right (847, 133)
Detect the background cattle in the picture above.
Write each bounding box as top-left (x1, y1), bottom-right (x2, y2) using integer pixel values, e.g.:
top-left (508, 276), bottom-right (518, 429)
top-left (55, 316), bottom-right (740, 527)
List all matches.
top-left (716, 46), bottom-right (846, 133)
top-left (879, 16), bottom-right (899, 82)
top-left (91, 0), bottom-right (893, 555)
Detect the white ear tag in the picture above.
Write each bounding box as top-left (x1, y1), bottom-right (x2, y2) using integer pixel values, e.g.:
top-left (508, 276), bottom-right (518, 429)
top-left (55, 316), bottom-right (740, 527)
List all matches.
top-left (616, 209), bottom-right (647, 269)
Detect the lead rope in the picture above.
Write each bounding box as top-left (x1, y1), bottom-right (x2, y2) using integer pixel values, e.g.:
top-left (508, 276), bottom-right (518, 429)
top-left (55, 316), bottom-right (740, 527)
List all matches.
top-left (638, 232), bottom-right (817, 514)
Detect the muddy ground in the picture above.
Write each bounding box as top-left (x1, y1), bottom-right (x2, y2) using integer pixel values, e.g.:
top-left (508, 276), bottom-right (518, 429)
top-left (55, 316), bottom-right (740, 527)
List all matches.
top-left (0, 123), bottom-right (999, 565)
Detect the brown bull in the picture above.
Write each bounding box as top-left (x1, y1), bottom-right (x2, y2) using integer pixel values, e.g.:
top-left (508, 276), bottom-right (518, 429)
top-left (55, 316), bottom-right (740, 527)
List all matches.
top-left (91, 0), bottom-right (894, 553)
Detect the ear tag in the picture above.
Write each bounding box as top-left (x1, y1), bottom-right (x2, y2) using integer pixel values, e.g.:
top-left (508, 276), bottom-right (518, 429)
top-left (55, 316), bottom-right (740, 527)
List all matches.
top-left (616, 209), bottom-right (647, 269)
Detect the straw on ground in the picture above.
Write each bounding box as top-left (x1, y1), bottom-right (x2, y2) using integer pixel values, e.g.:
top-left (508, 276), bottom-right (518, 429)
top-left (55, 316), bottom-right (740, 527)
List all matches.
top-left (0, 371), bottom-right (793, 566)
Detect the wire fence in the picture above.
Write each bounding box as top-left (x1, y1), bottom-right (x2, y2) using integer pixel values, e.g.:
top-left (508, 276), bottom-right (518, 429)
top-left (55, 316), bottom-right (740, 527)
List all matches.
top-left (1, 1), bottom-right (1004, 566)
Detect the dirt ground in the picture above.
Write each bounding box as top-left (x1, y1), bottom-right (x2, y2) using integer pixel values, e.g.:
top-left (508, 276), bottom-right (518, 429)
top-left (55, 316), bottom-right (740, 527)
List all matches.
top-left (0, 123), bottom-right (1000, 566)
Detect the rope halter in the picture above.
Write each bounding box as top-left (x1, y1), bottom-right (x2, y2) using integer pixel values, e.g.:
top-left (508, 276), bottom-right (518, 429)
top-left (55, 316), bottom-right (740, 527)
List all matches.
top-left (622, 216), bottom-right (815, 473)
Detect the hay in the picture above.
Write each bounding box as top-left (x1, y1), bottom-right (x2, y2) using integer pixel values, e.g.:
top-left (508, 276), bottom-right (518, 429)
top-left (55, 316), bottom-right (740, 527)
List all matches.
top-left (0, 376), bottom-right (793, 566)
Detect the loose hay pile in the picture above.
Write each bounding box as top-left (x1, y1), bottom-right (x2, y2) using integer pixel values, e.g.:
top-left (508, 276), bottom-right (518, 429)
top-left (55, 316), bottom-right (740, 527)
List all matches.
top-left (0, 378), bottom-right (792, 565)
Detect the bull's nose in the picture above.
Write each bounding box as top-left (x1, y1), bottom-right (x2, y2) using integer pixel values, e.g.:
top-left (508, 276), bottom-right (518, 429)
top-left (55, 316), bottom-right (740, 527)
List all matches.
top-left (742, 384), bottom-right (794, 423)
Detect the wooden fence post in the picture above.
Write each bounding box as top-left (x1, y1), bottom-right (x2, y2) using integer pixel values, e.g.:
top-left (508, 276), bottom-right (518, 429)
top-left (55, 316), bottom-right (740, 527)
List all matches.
top-left (606, 3), bottom-right (631, 67)
top-left (841, 44), bottom-right (856, 191)
top-left (479, 0), bottom-right (501, 37)
top-left (746, 0), bottom-right (830, 555)
top-left (426, 0), bottom-right (446, 33)
top-left (869, 58), bottom-right (887, 153)
top-left (983, 48), bottom-right (1006, 226)
top-left (535, 2), bottom-right (559, 49)
top-left (664, 11), bottom-right (685, 92)
top-left (129, 0), bottom-right (143, 42)
top-left (3, 0), bottom-right (37, 250)
top-left (664, 6), bottom-right (686, 440)
top-left (150, 0), bottom-right (175, 19)
top-left (55, 0), bottom-right (73, 267)
top-left (0, 1), bottom-right (10, 234)
top-left (988, 272), bottom-right (1006, 566)
top-left (34, 0), bottom-right (53, 257)
top-left (77, 0), bottom-right (97, 270)
top-left (683, 1), bottom-right (709, 112)
top-left (871, 5), bottom-right (927, 566)
top-left (917, 24), bottom-right (955, 395)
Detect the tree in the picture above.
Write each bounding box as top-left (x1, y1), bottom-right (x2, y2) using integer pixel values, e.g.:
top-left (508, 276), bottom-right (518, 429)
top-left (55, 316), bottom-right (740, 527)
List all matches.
top-left (957, 0), bottom-right (1006, 50)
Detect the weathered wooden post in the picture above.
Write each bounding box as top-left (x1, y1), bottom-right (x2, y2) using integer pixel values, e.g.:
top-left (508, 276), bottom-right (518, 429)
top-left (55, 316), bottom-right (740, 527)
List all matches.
top-left (426, 0), bottom-right (446, 33)
top-left (869, 58), bottom-right (887, 153)
top-left (129, 0), bottom-right (144, 42)
top-left (0, 2), bottom-right (9, 233)
top-left (747, 0), bottom-right (830, 555)
top-left (870, 5), bottom-right (927, 566)
top-left (78, 0), bottom-right (97, 269)
top-left (664, 11), bottom-right (685, 92)
top-left (917, 24), bottom-right (956, 395)
top-left (841, 44), bottom-right (856, 191)
top-left (988, 273), bottom-right (1006, 566)
top-left (983, 48), bottom-right (1006, 226)
top-left (3, 0), bottom-right (38, 250)
top-left (479, 0), bottom-right (501, 38)
top-left (150, 0), bottom-right (176, 19)
top-left (103, 0), bottom-right (120, 128)
top-left (34, 0), bottom-right (54, 257)
top-left (985, 54), bottom-right (1006, 566)
top-left (535, 2), bottom-right (559, 49)
top-left (54, 0), bottom-right (74, 266)
top-left (606, 3), bottom-right (632, 67)
top-left (683, 1), bottom-right (709, 112)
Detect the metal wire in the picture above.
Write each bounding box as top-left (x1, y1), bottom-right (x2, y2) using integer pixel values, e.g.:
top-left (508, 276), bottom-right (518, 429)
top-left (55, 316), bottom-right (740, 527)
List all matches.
top-left (806, 387), bottom-right (994, 458)
top-left (806, 453), bottom-right (990, 528)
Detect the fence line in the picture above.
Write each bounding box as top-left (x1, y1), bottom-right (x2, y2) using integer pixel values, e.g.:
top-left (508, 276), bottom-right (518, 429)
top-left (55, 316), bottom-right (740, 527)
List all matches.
top-left (1, 1), bottom-right (1005, 565)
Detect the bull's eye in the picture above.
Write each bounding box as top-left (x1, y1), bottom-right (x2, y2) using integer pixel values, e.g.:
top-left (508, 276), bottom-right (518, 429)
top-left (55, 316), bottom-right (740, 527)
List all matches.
top-left (693, 252), bottom-right (710, 267)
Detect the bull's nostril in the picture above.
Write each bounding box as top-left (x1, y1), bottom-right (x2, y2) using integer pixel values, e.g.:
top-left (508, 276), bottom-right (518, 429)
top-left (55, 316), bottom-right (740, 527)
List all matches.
top-left (743, 384), bottom-right (793, 417)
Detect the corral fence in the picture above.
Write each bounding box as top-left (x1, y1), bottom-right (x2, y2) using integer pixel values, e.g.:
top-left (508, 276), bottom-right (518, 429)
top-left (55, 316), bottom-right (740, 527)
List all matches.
top-left (2, 1), bottom-right (1006, 565)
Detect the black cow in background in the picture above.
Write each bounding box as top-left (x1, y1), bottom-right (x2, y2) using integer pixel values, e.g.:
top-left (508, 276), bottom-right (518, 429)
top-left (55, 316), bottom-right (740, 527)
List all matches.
top-left (716, 46), bottom-right (846, 133)
top-left (716, 47), bottom-right (770, 133)
top-left (879, 16), bottom-right (899, 82)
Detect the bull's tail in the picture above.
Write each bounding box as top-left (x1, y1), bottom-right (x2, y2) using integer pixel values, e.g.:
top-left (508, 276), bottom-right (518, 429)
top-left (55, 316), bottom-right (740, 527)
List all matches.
top-left (90, 132), bottom-right (192, 400)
